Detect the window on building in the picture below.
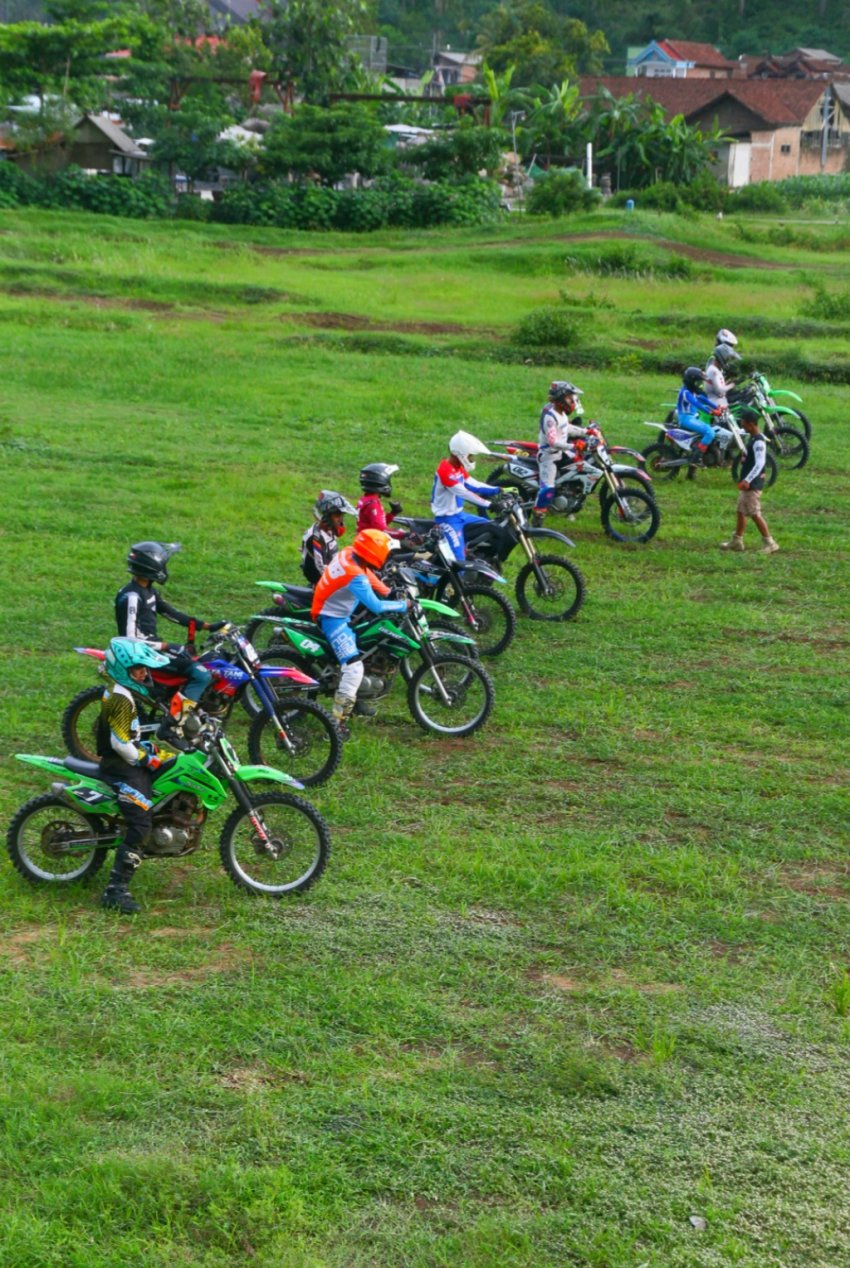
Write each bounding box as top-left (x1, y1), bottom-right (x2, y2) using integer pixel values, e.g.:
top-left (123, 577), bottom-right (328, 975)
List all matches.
top-left (780, 144), bottom-right (791, 154)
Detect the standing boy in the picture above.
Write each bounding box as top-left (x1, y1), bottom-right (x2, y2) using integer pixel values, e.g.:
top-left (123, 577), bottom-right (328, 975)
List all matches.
top-left (720, 408), bottom-right (779, 554)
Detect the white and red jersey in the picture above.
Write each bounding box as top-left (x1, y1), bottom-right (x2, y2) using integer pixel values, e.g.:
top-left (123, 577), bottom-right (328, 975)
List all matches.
top-left (537, 402), bottom-right (587, 451)
top-left (703, 361), bottom-right (730, 407)
top-left (430, 459), bottom-right (496, 517)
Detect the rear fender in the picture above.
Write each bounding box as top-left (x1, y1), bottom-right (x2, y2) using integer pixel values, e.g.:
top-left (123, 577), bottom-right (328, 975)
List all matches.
top-left (258, 666), bottom-right (318, 686)
top-left (255, 580), bottom-right (286, 590)
top-left (14, 755), bottom-right (115, 803)
top-left (233, 764), bottom-right (304, 791)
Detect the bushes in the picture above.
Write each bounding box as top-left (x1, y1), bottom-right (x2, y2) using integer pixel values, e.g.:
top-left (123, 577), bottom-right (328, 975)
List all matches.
top-left (0, 164), bottom-right (172, 218)
top-left (526, 168), bottom-right (600, 217)
top-left (611, 175), bottom-right (726, 214)
top-left (211, 176), bottom-right (501, 232)
top-left (514, 307), bottom-right (583, 348)
top-left (727, 182), bottom-right (788, 213)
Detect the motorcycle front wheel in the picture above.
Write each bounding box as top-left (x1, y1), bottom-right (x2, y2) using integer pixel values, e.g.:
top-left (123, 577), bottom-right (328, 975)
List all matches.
top-left (246, 698), bottom-right (342, 788)
top-left (515, 554), bottom-right (586, 621)
top-left (768, 424), bottom-right (809, 471)
top-left (62, 686), bottom-right (158, 761)
top-left (400, 620), bottom-right (479, 683)
top-left (407, 653), bottom-right (494, 736)
top-left (434, 580), bottom-right (516, 657)
top-left (600, 487), bottom-right (660, 544)
top-left (219, 791), bottom-right (330, 897)
top-left (7, 793), bottom-right (110, 884)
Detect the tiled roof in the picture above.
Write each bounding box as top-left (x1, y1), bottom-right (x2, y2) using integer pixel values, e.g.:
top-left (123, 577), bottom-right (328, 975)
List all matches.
top-left (658, 40), bottom-right (736, 69)
top-left (580, 77), bottom-right (826, 127)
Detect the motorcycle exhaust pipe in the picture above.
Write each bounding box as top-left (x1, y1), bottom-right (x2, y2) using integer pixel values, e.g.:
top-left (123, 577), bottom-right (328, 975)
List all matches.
top-left (50, 782), bottom-right (74, 800)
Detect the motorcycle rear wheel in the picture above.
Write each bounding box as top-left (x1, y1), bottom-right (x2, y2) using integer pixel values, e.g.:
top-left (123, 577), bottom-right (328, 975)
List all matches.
top-left (730, 451), bottom-right (778, 488)
top-left (7, 793), bottom-right (109, 885)
top-left (243, 607), bottom-right (295, 656)
top-left (219, 791), bottom-right (330, 897)
top-left (769, 424), bottom-right (809, 471)
top-left (407, 653), bottom-right (494, 736)
top-left (246, 698), bottom-right (342, 788)
top-left (243, 650), bottom-right (323, 719)
top-left (62, 686), bottom-right (158, 761)
top-left (641, 442), bottom-right (681, 481)
top-left (515, 554), bottom-right (586, 622)
top-left (600, 487), bottom-right (660, 544)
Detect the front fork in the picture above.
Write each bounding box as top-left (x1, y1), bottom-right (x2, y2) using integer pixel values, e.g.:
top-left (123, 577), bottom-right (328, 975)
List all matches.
top-left (252, 676), bottom-right (299, 757)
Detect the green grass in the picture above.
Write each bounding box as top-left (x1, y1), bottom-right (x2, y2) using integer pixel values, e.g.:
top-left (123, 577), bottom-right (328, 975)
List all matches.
top-left (1, 204), bottom-right (849, 1266)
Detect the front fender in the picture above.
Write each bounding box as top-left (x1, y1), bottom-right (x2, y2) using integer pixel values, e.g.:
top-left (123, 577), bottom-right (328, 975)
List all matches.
top-left (609, 446), bottom-right (646, 465)
top-left (771, 389), bottom-right (803, 403)
top-left (420, 598), bottom-right (462, 618)
top-left (612, 464), bottom-right (653, 486)
top-left (233, 764), bottom-right (304, 791)
top-left (525, 526), bottom-right (576, 548)
top-left (765, 404), bottom-right (797, 417)
top-left (255, 580), bottom-right (286, 590)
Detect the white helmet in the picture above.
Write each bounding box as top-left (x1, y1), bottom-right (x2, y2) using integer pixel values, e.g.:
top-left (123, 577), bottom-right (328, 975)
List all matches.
top-left (449, 430), bottom-right (489, 472)
top-left (716, 327), bottom-right (738, 347)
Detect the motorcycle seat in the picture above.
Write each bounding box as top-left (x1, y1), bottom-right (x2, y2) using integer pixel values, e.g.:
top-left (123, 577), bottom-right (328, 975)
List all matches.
top-left (63, 757), bottom-right (102, 778)
top-left (280, 584), bottom-right (314, 603)
top-left (667, 428), bottom-right (696, 443)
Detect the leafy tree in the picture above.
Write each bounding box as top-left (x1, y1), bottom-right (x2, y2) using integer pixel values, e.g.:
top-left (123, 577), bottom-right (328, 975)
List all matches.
top-left (517, 76), bottom-right (583, 165)
top-left (259, 0), bottom-right (372, 103)
top-left (0, 15), bottom-right (140, 114)
top-left (477, 1), bottom-right (608, 87)
top-left (406, 116), bottom-right (507, 179)
top-left (261, 102), bottom-right (391, 184)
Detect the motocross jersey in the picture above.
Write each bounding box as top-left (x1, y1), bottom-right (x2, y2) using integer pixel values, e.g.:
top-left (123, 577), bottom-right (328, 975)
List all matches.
top-left (115, 580), bottom-right (197, 647)
top-left (311, 547), bottom-right (406, 622)
top-left (96, 682), bottom-right (144, 770)
top-left (430, 460), bottom-right (497, 516)
top-left (703, 361), bottom-right (730, 407)
top-left (676, 386), bottom-right (718, 424)
top-left (356, 493), bottom-right (406, 539)
top-left (300, 523), bottom-right (340, 585)
top-left (537, 402), bottom-right (587, 452)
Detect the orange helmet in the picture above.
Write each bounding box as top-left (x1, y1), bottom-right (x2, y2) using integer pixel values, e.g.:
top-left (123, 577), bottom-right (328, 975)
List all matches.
top-left (353, 529), bottom-right (394, 569)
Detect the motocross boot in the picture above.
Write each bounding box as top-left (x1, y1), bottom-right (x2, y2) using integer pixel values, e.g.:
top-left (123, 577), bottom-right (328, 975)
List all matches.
top-left (331, 692), bottom-right (356, 742)
top-left (100, 844), bottom-right (143, 915)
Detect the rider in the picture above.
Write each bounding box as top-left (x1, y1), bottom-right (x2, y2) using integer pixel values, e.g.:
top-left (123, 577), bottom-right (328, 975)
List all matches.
top-left (716, 327), bottom-right (738, 349)
top-left (115, 542), bottom-right (227, 705)
top-left (311, 528), bottom-right (408, 737)
top-left (431, 431), bottom-right (500, 561)
top-left (675, 366), bottom-right (730, 464)
top-left (532, 380), bottom-right (592, 523)
top-left (356, 463), bottom-right (408, 540)
top-left (300, 490), bottom-right (356, 585)
top-left (704, 342), bottom-right (741, 410)
top-left (97, 636), bottom-right (171, 914)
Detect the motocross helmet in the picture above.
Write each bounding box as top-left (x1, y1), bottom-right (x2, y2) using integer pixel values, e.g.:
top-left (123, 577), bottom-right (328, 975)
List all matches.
top-left (314, 490), bottom-right (355, 537)
top-left (352, 529), bottom-right (396, 570)
top-left (716, 327), bottom-right (738, 348)
top-left (449, 430), bottom-right (490, 472)
top-left (359, 463), bottom-right (399, 495)
top-left (682, 366), bottom-right (705, 392)
top-left (127, 540), bottom-right (181, 584)
top-left (548, 380), bottom-right (583, 408)
top-left (104, 637), bottom-right (169, 698)
top-left (712, 343), bottom-right (740, 370)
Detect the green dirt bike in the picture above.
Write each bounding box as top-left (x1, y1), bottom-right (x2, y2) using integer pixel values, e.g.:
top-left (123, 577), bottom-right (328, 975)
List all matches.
top-left (7, 713), bottom-right (330, 897)
top-left (726, 375), bottom-right (809, 471)
top-left (253, 569), bottom-right (494, 737)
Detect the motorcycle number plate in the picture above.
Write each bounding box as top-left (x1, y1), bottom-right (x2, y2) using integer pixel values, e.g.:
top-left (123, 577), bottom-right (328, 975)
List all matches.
top-left (509, 463), bottom-right (533, 477)
top-left (72, 787), bottom-right (111, 806)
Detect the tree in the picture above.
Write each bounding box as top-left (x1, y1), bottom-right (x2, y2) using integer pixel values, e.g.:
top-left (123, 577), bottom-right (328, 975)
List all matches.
top-left (406, 116), bottom-right (507, 179)
top-left (477, 1), bottom-right (608, 87)
top-left (259, 0), bottom-right (371, 103)
top-left (261, 103), bottom-right (391, 184)
top-left (0, 15), bottom-right (140, 114)
top-left (518, 77), bottom-right (583, 165)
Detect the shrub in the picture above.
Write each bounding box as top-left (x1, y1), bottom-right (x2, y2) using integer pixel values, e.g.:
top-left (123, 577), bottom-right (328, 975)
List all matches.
top-left (173, 195), bottom-right (211, 221)
top-left (727, 182), bottom-right (788, 213)
top-left (798, 282), bottom-right (850, 321)
top-left (526, 169), bottom-right (600, 218)
top-left (514, 307), bottom-right (583, 348)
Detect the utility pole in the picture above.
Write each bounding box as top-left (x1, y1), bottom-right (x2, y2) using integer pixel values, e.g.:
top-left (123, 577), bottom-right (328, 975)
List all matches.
top-left (820, 83), bottom-right (831, 171)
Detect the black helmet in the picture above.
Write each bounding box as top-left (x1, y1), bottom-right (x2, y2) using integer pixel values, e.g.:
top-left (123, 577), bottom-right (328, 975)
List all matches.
top-left (313, 490), bottom-right (355, 523)
top-left (712, 343), bottom-right (740, 370)
top-left (548, 380), bottom-right (583, 405)
top-left (359, 463), bottom-right (399, 495)
top-left (127, 540), bottom-right (181, 584)
top-left (682, 366), bottom-right (704, 392)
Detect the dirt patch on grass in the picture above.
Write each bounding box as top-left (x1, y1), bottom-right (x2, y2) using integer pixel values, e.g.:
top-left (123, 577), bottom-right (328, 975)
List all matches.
top-left (555, 231), bottom-right (787, 270)
top-left (776, 862), bottom-right (850, 899)
top-left (530, 971), bottom-right (585, 992)
top-left (0, 924), bottom-right (55, 966)
top-left (219, 1064), bottom-right (308, 1091)
top-left (609, 969), bottom-right (682, 994)
top-left (122, 941), bottom-right (248, 988)
top-left (708, 940), bottom-right (748, 963)
top-left (279, 309), bottom-right (498, 336)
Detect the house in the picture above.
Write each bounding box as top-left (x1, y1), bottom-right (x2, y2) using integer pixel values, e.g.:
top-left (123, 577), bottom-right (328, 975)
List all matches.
top-left (744, 47), bottom-right (850, 82)
top-left (5, 113), bottom-right (149, 176)
top-left (627, 39), bottom-right (738, 80)
top-left (580, 76), bottom-right (850, 185)
top-left (432, 50), bottom-right (482, 88)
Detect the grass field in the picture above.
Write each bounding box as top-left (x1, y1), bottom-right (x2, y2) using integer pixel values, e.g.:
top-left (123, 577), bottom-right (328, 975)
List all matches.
top-left (0, 205), bottom-right (849, 1267)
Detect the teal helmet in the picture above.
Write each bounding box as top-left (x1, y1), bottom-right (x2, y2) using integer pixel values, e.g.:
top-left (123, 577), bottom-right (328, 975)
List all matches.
top-left (104, 637), bottom-right (170, 697)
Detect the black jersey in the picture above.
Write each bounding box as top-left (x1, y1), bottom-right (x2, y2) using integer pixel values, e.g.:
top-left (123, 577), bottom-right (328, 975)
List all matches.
top-left (739, 433), bottom-right (767, 491)
top-left (115, 580), bottom-right (195, 643)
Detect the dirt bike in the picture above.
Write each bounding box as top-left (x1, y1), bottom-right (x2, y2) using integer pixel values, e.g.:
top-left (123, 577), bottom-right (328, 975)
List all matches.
top-left (642, 406), bottom-right (779, 487)
top-left (7, 709), bottom-right (330, 897)
top-left (62, 625), bottom-right (341, 788)
top-left (662, 371), bottom-right (812, 442)
top-left (395, 492), bottom-right (586, 622)
top-left (255, 571), bottom-right (495, 737)
top-left (486, 427), bottom-right (659, 545)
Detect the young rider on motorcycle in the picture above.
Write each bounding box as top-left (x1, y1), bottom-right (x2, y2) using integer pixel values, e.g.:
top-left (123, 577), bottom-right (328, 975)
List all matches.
top-left (704, 343), bottom-right (741, 409)
top-left (300, 491), bottom-right (356, 585)
top-left (115, 541), bottom-right (228, 704)
top-left (431, 431), bottom-right (500, 561)
top-left (356, 463), bottom-right (408, 540)
top-left (311, 528), bottom-right (408, 737)
top-left (97, 636), bottom-right (171, 914)
top-left (676, 367), bottom-right (732, 465)
top-left (532, 381), bottom-right (591, 523)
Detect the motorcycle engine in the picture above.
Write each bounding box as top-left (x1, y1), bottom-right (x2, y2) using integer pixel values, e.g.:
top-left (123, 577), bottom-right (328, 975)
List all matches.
top-left (552, 493), bottom-right (581, 513)
top-left (146, 794), bottom-right (206, 857)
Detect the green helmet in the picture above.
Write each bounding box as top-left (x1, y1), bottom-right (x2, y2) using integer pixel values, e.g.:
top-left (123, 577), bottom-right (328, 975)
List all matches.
top-left (104, 637), bottom-right (170, 697)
